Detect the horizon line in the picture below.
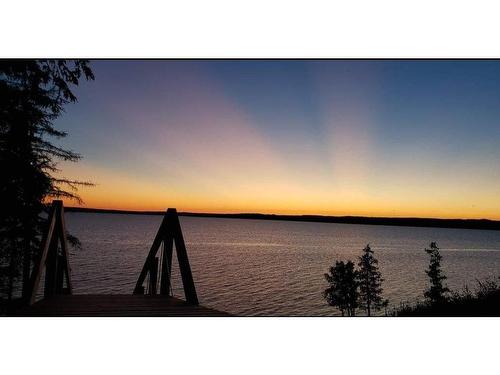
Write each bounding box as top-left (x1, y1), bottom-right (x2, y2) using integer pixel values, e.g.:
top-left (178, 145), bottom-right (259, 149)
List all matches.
top-left (65, 205), bottom-right (500, 222)
top-left (64, 206), bottom-right (500, 231)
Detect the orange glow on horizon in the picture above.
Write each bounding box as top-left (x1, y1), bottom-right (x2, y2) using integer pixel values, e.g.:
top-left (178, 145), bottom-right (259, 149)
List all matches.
top-left (58, 161), bottom-right (500, 221)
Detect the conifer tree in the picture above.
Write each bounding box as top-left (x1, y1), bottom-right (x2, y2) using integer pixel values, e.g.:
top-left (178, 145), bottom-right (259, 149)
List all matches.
top-left (324, 260), bottom-right (359, 316)
top-left (424, 242), bottom-right (449, 304)
top-left (357, 244), bottom-right (385, 316)
top-left (0, 60), bottom-right (94, 303)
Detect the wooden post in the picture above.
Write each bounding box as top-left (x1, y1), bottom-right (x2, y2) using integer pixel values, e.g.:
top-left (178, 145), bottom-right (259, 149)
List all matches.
top-left (43, 235), bottom-right (58, 298)
top-left (170, 210), bottom-right (198, 305)
top-left (134, 208), bottom-right (199, 305)
top-left (55, 255), bottom-right (65, 294)
top-left (149, 257), bottom-right (159, 295)
top-left (160, 234), bottom-right (173, 295)
top-left (58, 202), bottom-right (72, 294)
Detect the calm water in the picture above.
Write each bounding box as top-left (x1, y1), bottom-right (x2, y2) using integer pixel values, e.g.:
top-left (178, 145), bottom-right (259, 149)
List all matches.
top-left (66, 212), bottom-right (500, 316)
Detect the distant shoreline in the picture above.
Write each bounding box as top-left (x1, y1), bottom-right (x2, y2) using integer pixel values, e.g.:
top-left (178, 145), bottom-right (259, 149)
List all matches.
top-left (65, 207), bottom-right (500, 231)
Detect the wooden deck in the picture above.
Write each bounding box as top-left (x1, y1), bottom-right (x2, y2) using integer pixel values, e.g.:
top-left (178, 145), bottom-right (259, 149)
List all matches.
top-left (14, 295), bottom-right (231, 317)
top-left (17, 204), bottom-right (230, 317)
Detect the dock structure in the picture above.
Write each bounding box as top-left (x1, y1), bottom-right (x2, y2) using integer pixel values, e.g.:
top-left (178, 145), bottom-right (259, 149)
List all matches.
top-left (16, 201), bottom-right (230, 317)
top-left (16, 295), bottom-right (229, 317)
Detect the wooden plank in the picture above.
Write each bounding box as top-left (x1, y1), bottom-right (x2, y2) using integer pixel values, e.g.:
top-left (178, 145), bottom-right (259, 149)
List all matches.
top-left (58, 202), bottom-right (73, 293)
top-left (55, 255), bottom-right (65, 294)
top-left (14, 295), bottom-right (232, 317)
top-left (160, 233), bottom-right (173, 295)
top-left (28, 203), bottom-right (57, 304)
top-left (43, 233), bottom-right (59, 298)
top-left (148, 257), bottom-right (158, 295)
top-left (170, 209), bottom-right (199, 305)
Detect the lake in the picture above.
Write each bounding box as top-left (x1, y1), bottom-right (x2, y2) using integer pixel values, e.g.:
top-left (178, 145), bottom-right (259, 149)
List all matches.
top-left (65, 212), bottom-right (500, 316)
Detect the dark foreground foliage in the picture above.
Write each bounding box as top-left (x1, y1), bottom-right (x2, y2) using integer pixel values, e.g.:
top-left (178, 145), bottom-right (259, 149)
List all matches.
top-left (0, 60), bottom-right (94, 302)
top-left (395, 278), bottom-right (500, 317)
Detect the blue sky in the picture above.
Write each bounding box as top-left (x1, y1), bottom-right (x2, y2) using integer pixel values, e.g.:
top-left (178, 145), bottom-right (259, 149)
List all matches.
top-left (55, 60), bottom-right (500, 218)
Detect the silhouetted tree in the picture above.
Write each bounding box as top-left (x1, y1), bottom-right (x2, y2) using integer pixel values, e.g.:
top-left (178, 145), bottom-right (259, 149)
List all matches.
top-left (382, 299), bottom-right (390, 316)
top-left (0, 60), bottom-right (94, 303)
top-left (324, 260), bottom-right (358, 316)
top-left (357, 244), bottom-right (385, 316)
top-left (424, 242), bottom-right (449, 304)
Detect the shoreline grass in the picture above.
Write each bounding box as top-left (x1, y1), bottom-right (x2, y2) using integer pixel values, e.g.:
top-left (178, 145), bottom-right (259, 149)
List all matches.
top-left (395, 278), bottom-right (500, 317)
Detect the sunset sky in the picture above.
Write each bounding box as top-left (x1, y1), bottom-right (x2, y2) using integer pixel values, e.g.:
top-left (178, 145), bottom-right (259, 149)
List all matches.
top-left (55, 60), bottom-right (500, 219)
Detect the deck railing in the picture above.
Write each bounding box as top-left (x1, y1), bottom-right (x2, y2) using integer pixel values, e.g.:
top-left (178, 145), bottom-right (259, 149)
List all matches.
top-left (28, 200), bottom-right (73, 305)
top-left (134, 208), bottom-right (199, 305)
